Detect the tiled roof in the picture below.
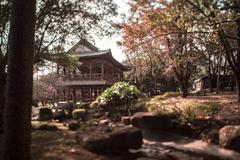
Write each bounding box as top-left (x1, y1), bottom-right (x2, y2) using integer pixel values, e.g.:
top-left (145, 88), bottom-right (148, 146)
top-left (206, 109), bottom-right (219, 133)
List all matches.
top-left (76, 49), bottom-right (111, 58)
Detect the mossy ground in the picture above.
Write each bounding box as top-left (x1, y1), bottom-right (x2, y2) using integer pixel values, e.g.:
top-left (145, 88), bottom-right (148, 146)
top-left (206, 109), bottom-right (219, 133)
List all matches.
top-left (31, 121), bottom-right (106, 160)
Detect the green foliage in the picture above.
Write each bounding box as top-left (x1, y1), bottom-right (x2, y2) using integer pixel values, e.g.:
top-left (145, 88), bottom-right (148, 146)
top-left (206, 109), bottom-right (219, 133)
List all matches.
top-left (37, 124), bottom-right (58, 131)
top-left (72, 109), bottom-right (86, 119)
top-left (62, 101), bottom-right (78, 110)
top-left (96, 82), bottom-right (140, 107)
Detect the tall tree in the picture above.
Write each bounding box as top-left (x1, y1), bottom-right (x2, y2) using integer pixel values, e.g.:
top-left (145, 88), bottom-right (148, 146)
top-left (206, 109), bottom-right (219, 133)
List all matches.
top-left (3, 0), bottom-right (36, 160)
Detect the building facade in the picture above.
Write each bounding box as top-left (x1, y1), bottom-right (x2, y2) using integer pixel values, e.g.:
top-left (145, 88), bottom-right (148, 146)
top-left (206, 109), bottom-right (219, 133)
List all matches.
top-left (57, 39), bottom-right (128, 102)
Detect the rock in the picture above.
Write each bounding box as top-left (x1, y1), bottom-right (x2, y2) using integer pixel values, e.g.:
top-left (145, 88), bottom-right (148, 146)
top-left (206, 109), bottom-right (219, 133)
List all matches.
top-left (99, 119), bottom-right (110, 125)
top-left (131, 112), bottom-right (172, 131)
top-left (68, 120), bottom-right (80, 131)
top-left (90, 101), bottom-right (99, 108)
top-left (219, 125), bottom-right (240, 152)
top-left (38, 124), bottom-right (58, 131)
top-left (201, 129), bottom-right (219, 144)
top-left (92, 112), bottom-right (104, 119)
top-left (38, 108), bottom-right (53, 121)
top-left (76, 125), bottom-right (143, 155)
top-left (53, 109), bottom-right (66, 121)
top-left (122, 116), bottom-right (131, 125)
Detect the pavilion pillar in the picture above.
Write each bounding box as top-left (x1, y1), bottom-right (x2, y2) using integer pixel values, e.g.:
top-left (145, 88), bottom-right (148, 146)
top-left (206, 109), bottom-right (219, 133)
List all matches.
top-left (101, 63), bottom-right (104, 80)
top-left (63, 90), bottom-right (66, 101)
top-left (56, 89), bottom-right (59, 102)
top-left (67, 88), bottom-right (70, 102)
top-left (89, 63), bottom-right (92, 80)
top-left (118, 72), bottom-right (121, 81)
top-left (80, 89), bottom-right (84, 102)
top-left (120, 72), bottom-right (123, 80)
top-left (73, 89), bottom-right (76, 102)
top-left (89, 87), bottom-right (92, 101)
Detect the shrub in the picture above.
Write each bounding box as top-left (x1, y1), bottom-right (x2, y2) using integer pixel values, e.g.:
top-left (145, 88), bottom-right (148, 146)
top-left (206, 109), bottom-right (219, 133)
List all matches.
top-left (96, 82), bottom-right (140, 108)
top-left (62, 102), bottom-right (78, 110)
top-left (38, 124), bottom-right (58, 131)
top-left (72, 109), bottom-right (86, 119)
top-left (38, 108), bottom-right (53, 121)
top-left (53, 109), bottom-right (66, 121)
top-left (182, 102), bottom-right (222, 120)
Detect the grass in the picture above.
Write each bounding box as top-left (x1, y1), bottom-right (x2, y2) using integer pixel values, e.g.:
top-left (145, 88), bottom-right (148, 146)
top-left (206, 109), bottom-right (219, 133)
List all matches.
top-left (31, 130), bottom-right (76, 160)
top-left (30, 120), bottom-right (107, 160)
top-left (131, 92), bottom-right (223, 120)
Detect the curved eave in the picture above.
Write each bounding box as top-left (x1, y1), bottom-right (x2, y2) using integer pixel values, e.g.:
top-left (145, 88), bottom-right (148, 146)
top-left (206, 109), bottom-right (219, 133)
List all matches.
top-left (77, 49), bottom-right (129, 71)
top-left (106, 52), bottom-right (129, 71)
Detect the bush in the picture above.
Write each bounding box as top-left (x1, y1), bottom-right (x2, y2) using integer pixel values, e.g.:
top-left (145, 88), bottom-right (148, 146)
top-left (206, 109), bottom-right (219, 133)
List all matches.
top-left (72, 109), bottom-right (86, 119)
top-left (53, 109), bottom-right (66, 121)
top-left (38, 124), bottom-right (58, 131)
top-left (96, 82), bottom-right (140, 108)
top-left (62, 102), bottom-right (78, 110)
top-left (38, 108), bottom-right (53, 121)
top-left (182, 102), bottom-right (222, 120)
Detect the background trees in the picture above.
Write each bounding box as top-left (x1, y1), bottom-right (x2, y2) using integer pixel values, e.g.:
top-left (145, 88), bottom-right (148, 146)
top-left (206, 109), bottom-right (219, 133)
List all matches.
top-left (184, 0), bottom-right (240, 101)
top-left (121, 0), bottom-right (240, 100)
top-left (122, 0), bottom-right (202, 97)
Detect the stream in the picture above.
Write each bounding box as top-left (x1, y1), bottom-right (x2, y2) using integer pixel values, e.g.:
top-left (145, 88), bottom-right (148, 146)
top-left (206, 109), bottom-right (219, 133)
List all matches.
top-left (125, 131), bottom-right (240, 160)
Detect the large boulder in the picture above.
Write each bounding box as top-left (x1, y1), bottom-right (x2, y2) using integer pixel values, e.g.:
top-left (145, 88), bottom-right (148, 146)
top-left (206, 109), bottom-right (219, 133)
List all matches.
top-left (53, 109), bottom-right (66, 121)
top-left (131, 112), bottom-right (172, 131)
top-left (76, 125), bottom-right (143, 155)
top-left (68, 120), bottom-right (80, 131)
top-left (38, 108), bottom-right (53, 121)
top-left (219, 125), bottom-right (240, 152)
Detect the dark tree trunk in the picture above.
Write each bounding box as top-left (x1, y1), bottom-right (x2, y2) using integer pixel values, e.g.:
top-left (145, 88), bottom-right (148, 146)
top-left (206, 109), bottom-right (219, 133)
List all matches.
top-left (3, 0), bottom-right (36, 160)
top-left (0, 72), bottom-right (6, 133)
top-left (179, 80), bottom-right (188, 98)
top-left (216, 56), bottom-right (222, 94)
top-left (236, 76), bottom-right (240, 102)
top-left (218, 27), bottom-right (240, 102)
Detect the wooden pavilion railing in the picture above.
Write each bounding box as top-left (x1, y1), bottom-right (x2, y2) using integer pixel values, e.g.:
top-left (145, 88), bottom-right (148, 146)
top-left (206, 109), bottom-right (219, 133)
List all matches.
top-left (63, 73), bottom-right (102, 81)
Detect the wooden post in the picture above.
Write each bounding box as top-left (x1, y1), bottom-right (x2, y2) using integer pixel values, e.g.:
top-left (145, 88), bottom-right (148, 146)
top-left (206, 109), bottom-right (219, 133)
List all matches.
top-left (101, 63), bottom-right (104, 80)
top-left (89, 63), bottom-right (92, 80)
top-left (90, 87), bottom-right (92, 101)
top-left (63, 90), bottom-right (66, 101)
top-left (73, 89), bottom-right (76, 102)
top-left (118, 72), bottom-right (121, 81)
top-left (67, 88), bottom-right (70, 102)
top-left (80, 89), bottom-right (84, 102)
top-left (57, 64), bottom-right (59, 75)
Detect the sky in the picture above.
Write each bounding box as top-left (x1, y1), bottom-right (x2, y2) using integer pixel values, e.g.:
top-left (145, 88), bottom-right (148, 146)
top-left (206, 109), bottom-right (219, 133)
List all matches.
top-left (93, 0), bottom-right (130, 63)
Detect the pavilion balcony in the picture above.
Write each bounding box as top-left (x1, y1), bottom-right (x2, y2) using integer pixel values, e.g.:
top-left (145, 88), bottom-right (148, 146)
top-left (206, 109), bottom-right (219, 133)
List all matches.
top-left (64, 73), bottom-right (103, 81)
top-left (57, 73), bottom-right (120, 86)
